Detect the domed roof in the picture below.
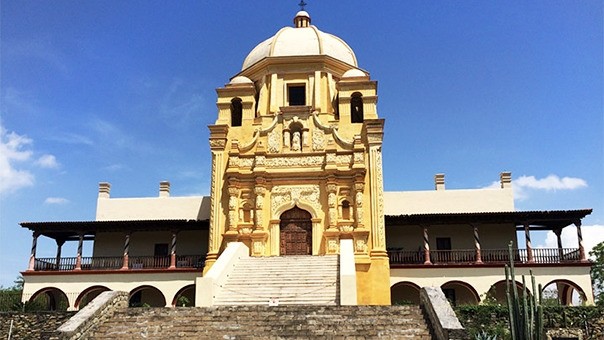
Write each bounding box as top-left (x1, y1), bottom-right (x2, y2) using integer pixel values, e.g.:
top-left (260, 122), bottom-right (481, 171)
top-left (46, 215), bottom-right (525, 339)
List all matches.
top-left (342, 68), bottom-right (367, 78)
top-left (241, 12), bottom-right (358, 71)
top-left (229, 75), bottom-right (253, 85)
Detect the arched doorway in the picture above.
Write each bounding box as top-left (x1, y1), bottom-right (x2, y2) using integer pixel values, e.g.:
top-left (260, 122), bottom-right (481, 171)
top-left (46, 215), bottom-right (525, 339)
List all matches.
top-left (280, 206), bottom-right (312, 255)
top-left (441, 281), bottom-right (480, 306)
top-left (75, 286), bottom-right (110, 309)
top-left (542, 279), bottom-right (587, 306)
top-left (29, 287), bottom-right (70, 311)
top-left (129, 286), bottom-right (166, 307)
top-left (390, 281), bottom-right (421, 305)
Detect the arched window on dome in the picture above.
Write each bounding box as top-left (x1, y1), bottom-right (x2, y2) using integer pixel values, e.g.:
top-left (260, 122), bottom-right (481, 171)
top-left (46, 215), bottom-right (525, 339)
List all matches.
top-left (230, 98), bottom-right (243, 127)
top-left (351, 92), bottom-right (364, 123)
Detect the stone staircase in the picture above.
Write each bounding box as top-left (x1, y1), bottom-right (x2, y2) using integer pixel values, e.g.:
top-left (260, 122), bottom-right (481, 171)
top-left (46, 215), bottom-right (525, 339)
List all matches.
top-left (88, 305), bottom-right (433, 339)
top-left (214, 255), bottom-right (339, 306)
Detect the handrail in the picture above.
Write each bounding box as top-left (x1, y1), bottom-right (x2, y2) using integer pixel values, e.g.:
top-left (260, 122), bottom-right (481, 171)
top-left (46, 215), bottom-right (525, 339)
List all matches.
top-left (33, 255), bottom-right (206, 271)
top-left (388, 248), bottom-right (581, 265)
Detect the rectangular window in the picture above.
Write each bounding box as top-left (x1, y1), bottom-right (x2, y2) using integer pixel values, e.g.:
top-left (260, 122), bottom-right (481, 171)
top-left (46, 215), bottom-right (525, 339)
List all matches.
top-left (288, 85), bottom-right (306, 106)
top-left (436, 237), bottom-right (452, 250)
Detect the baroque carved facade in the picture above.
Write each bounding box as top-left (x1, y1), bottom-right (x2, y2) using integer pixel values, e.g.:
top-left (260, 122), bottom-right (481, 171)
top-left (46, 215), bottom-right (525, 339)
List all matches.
top-left (202, 10), bottom-right (390, 304)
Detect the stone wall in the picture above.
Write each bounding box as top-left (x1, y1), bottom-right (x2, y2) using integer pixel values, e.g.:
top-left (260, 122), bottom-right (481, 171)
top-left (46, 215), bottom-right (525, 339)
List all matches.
top-left (46, 291), bottom-right (129, 340)
top-left (420, 287), bottom-right (468, 340)
top-left (0, 311), bottom-right (75, 339)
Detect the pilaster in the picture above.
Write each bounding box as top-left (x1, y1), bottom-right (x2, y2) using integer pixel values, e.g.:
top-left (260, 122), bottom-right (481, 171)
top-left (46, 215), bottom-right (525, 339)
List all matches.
top-left (364, 119), bottom-right (387, 258)
top-left (205, 124), bottom-right (229, 268)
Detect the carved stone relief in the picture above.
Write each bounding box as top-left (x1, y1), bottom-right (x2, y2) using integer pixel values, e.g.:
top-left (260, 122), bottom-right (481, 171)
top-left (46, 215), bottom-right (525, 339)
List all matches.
top-left (335, 155), bottom-right (353, 165)
top-left (354, 152), bottom-right (364, 163)
top-left (228, 156), bottom-right (238, 167)
top-left (268, 130), bottom-right (281, 153)
top-left (263, 156), bottom-right (324, 168)
top-left (327, 239), bottom-right (339, 253)
top-left (312, 130), bottom-right (325, 151)
top-left (239, 158), bottom-right (254, 168)
top-left (271, 185), bottom-right (321, 217)
top-left (255, 155), bottom-right (266, 166)
top-left (355, 238), bottom-right (368, 253)
top-left (253, 240), bottom-right (265, 255)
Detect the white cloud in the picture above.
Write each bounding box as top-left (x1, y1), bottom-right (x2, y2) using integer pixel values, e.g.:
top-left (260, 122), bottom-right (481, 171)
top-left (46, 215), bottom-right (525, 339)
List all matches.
top-left (44, 197), bottom-right (69, 205)
top-left (49, 133), bottom-right (93, 146)
top-left (515, 175), bottom-right (587, 191)
top-left (483, 174), bottom-right (588, 201)
top-left (0, 125), bottom-right (35, 194)
top-left (35, 154), bottom-right (59, 169)
top-left (102, 164), bottom-right (125, 172)
top-left (539, 224), bottom-right (604, 259)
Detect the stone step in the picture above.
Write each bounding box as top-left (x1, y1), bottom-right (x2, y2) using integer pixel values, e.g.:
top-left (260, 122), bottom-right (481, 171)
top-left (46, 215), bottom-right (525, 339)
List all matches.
top-left (224, 277), bottom-right (336, 282)
top-left (89, 305), bottom-right (432, 339)
top-left (212, 255), bottom-right (339, 306)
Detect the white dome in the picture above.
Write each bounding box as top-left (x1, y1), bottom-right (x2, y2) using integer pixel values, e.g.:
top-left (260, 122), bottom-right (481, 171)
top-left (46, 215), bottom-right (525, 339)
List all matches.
top-left (229, 76), bottom-right (253, 85)
top-left (241, 12), bottom-right (357, 71)
top-left (342, 68), bottom-right (367, 78)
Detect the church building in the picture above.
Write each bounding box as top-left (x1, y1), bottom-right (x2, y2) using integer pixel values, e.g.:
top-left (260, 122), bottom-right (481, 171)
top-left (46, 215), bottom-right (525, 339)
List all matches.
top-left (19, 10), bottom-right (593, 310)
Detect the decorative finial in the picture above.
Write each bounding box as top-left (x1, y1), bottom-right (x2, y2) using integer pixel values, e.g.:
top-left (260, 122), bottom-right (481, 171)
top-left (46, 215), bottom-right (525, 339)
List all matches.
top-left (298, 0), bottom-right (307, 11)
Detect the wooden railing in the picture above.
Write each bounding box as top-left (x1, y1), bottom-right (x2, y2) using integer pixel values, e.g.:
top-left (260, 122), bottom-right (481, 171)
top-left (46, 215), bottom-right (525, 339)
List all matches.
top-left (82, 256), bottom-right (123, 270)
top-left (431, 249), bottom-right (476, 264)
top-left (33, 255), bottom-right (206, 271)
top-left (388, 248), bottom-right (581, 265)
top-left (387, 249), bottom-right (424, 264)
top-left (176, 255), bottom-right (205, 269)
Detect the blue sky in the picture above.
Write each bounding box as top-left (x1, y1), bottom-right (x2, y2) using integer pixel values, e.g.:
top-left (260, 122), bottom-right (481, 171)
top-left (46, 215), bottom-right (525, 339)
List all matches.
top-left (1, 1), bottom-right (602, 287)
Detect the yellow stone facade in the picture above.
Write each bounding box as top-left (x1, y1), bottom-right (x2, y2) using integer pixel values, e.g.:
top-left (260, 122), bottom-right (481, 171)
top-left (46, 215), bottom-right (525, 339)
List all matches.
top-left (203, 11), bottom-right (390, 304)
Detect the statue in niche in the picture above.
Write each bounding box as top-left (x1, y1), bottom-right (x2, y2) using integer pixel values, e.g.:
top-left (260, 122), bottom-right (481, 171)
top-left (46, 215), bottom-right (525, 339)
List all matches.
top-left (291, 131), bottom-right (301, 151)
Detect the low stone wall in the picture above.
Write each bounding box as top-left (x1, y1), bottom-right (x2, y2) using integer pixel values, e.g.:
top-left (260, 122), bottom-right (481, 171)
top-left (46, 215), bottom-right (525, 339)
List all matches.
top-left (0, 311), bottom-right (75, 339)
top-left (420, 286), bottom-right (469, 340)
top-left (45, 291), bottom-right (129, 340)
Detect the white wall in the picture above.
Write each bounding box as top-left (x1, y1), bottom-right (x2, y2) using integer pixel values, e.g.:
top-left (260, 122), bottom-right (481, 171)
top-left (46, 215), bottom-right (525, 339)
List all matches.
top-left (22, 272), bottom-right (200, 310)
top-left (390, 265), bottom-right (594, 304)
top-left (384, 187), bottom-right (514, 215)
top-left (96, 196), bottom-right (210, 221)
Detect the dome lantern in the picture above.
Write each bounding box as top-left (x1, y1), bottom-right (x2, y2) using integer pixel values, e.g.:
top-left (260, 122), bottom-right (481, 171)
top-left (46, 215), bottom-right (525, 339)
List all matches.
top-left (294, 11), bottom-right (311, 28)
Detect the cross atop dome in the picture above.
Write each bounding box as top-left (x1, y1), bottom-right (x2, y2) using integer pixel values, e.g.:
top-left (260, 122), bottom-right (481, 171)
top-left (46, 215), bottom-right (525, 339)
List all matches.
top-left (298, 0), bottom-right (307, 11)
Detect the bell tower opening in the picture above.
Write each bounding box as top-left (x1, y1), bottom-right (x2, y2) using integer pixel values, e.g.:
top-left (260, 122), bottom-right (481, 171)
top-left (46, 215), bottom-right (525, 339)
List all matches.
top-left (279, 206), bottom-right (312, 255)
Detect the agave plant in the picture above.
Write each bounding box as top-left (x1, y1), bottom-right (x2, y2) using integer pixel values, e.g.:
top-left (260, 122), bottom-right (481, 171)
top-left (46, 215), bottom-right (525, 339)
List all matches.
top-left (474, 330), bottom-right (497, 340)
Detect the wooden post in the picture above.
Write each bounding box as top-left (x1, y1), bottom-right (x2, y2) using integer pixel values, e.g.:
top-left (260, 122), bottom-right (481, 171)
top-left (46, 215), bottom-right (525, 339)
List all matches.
top-left (169, 231), bottom-right (177, 269)
top-left (55, 239), bottom-right (65, 270)
top-left (423, 225), bottom-right (432, 265)
top-left (27, 232), bottom-right (39, 271)
top-left (554, 228), bottom-right (564, 261)
top-left (472, 224), bottom-right (483, 264)
top-left (524, 223), bottom-right (534, 263)
top-left (121, 232), bottom-right (131, 270)
top-left (575, 220), bottom-right (587, 262)
top-left (75, 233), bottom-right (84, 270)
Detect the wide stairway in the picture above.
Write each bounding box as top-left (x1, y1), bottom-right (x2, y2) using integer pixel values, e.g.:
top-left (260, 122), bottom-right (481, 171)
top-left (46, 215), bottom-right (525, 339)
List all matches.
top-left (214, 255), bottom-right (339, 306)
top-left (89, 305), bottom-right (433, 339)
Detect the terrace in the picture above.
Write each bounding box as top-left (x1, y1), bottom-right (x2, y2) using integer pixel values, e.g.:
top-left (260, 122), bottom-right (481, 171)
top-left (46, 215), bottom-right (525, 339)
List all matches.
top-left (386, 209), bottom-right (592, 267)
top-left (21, 219), bottom-right (208, 273)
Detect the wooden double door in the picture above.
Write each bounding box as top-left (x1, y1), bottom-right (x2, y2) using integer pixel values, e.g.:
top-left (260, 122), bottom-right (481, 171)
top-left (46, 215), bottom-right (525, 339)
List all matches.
top-left (279, 207), bottom-right (312, 255)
